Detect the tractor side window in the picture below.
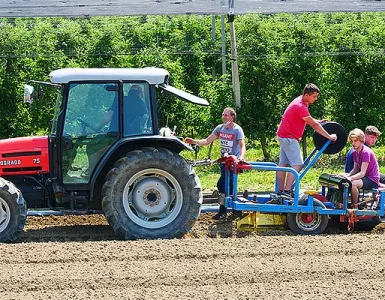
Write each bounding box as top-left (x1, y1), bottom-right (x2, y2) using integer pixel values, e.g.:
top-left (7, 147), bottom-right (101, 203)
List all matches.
top-left (62, 83), bottom-right (118, 184)
top-left (122, 83), bottom-right (152, 137)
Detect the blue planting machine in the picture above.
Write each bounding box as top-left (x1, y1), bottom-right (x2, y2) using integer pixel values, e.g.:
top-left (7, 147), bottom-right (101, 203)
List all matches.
top-left (222, 122), bottom-right (384, 234)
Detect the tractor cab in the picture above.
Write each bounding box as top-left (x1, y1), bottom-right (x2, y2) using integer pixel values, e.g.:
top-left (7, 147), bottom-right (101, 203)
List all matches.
top-left (45, 68), bottom-right (206, 187)
top-left (24, 68), bottom-right (208, 198)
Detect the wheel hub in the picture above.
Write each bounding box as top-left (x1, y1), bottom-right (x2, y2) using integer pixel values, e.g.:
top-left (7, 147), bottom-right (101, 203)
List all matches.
top-left (121, 167), bottom-right (185, 230)
top-left (143, 189), bottom-right (161, 207)
top-left (0, 198), bottom-right (10, 233)
top-left (301, 213), bottom-right (314, 223)
top-left (297, 212), bottom-right (320, 229)
top-left (130, 177), bottom-right (173, 217)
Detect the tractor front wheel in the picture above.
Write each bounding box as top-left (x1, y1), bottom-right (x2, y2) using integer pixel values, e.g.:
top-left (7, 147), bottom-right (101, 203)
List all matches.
top-left (287, 196), bottom-right (328, 235)
top-left (0, 178), bottom-right (27, 242)
top-left (102, 147), bottom-right (202, 240)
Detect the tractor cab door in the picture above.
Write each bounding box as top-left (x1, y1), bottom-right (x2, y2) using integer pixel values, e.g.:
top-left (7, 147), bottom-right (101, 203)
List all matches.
top-left (61, 82), bottom-right (153, 184)
top-left (61, 82), bottom-right (119, 184)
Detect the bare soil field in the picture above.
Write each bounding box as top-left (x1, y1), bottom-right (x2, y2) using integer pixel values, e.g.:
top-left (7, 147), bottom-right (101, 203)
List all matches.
top-left (1, 213), bottom-right (385, 300)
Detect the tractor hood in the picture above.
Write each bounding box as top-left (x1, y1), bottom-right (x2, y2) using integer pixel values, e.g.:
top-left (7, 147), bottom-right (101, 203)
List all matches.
top-left (159, 84), bottom-right (209, 106)
top-left (0, 136), bottom-right (50, 175)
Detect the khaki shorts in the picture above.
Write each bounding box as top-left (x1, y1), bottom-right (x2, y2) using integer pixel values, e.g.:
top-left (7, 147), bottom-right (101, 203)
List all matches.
top-left (278, 137), bottom-right (303, 166)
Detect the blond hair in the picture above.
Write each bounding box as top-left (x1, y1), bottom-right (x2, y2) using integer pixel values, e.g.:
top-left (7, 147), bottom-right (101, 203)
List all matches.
top-left (348, 128), bottom-right (365, 142)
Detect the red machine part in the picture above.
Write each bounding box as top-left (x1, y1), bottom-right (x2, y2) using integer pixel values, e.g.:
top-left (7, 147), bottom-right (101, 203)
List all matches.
top-left (219, 155), bottom-right (252, 174)
top-left (0, 136), bottom-right (50, 176)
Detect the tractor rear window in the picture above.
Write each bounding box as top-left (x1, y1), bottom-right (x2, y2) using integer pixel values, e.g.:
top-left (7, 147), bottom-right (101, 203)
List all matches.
top-left (122, 83), bottom-right (152, 137)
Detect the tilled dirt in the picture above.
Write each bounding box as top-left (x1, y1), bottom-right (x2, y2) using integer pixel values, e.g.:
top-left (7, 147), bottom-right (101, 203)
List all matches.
top-left (1, 213), bottom-right (385, 300)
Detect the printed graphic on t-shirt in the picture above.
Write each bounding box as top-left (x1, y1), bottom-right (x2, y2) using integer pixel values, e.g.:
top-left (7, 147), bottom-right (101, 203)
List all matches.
top-left (218, 131), bottom-right (235, 154)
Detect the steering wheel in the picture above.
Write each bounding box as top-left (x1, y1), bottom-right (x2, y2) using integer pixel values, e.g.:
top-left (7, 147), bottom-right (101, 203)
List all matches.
top-left (77, 117), bottom-right (101, 134)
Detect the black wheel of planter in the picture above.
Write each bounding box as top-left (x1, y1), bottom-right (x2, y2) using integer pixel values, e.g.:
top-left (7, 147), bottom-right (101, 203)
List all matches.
top-left (102, 147), bottom-right (202, 240)
top-left (313, 122), bottom-right (347, 154)
top-left (354, 216), bottom-right (382, 232)
top-left (287, 195), bottom-right (328, 234)
top-left (0, 178), bottom-right (27, 243)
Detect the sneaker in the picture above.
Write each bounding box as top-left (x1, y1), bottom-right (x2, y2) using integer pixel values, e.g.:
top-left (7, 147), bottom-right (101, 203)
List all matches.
top-left (212, 204), bottom-right (227, 220)
top-left (231, 210), bottom-right (243, 218)
top-left (282, 190), bottom-right (294, 198)
top-left (212, 211), bottom-right (227, 220)
top-left (266, 198), bottom-right (281, 204)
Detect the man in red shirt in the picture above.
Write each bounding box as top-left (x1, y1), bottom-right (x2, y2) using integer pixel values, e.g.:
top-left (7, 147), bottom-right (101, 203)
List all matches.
top-left (276, 83), bottom-right (337, 197)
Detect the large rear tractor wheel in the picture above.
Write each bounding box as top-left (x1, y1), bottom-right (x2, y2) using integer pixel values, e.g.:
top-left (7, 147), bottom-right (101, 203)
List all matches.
top-left (287, 196), bottom-right (328, 234)
top-left (0, 178), bottom-right (27, 242)
top-left (102, 147), bottom-right (202, 240)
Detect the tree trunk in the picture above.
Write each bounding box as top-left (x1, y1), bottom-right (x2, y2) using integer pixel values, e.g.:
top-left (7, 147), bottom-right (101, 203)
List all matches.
top-left (260, 136), bottom-right (270, 161)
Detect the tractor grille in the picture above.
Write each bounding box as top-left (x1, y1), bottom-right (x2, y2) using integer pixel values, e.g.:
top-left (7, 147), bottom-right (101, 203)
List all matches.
top-left (2, 167), bottom-right (42, 173)
top-left (2, 151), bottom-right (41, 157)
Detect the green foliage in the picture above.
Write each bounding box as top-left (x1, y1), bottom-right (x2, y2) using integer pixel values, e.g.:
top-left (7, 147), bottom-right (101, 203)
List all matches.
top-left (2, 13), bottom-right (385, 152)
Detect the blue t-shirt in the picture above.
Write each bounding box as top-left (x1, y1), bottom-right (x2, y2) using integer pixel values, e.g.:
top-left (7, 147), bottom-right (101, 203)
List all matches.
top-left (345, 147), bottom-right (354, 173)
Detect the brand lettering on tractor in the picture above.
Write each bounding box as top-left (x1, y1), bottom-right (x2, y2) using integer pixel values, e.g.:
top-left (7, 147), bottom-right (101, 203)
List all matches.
top-left (0, 159), bottom-right (21, 166)
top-left (218, 132), bottom-right (235, 140)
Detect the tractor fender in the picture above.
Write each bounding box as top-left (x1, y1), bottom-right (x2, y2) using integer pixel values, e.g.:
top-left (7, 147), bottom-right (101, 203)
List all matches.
top-left (118, 135), bottom-right (192, 153)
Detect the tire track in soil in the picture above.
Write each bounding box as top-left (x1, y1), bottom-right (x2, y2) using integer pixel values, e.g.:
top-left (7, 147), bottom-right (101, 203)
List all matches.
top-left (0, 214), bottom-right (384, 300)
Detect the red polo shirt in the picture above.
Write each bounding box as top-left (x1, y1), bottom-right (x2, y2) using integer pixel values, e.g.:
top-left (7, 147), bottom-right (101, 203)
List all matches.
top-left (277, 95), bottom-right (310, 141)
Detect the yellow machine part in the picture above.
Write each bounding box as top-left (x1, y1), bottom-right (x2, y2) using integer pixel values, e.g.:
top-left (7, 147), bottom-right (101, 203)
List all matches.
top-left (237, 212), bottom-right (287, 232)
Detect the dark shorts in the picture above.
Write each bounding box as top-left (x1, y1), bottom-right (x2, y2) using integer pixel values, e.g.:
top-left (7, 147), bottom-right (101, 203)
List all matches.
top-left (361, 176), bottom-right (378, 190)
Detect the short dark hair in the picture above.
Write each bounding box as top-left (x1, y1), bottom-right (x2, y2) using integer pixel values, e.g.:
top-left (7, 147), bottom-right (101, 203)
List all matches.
top-left (365, 125), bottom-right (382, 137)
top-left (303, 83), bottom-right (320, 95)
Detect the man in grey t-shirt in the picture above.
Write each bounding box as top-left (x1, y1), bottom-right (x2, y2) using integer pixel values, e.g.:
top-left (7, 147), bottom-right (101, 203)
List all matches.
top-left (185, 107), bottom-right (246, 220)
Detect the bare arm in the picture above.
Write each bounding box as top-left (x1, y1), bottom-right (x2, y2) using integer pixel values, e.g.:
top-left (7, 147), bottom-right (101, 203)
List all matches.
top-left (303, 116), bottom-right (337, 141)
top-left (185, 134), bottom-right (217, 146)
top-left (349, 162), bottom-right (369, 181)
top-left (238, 139), bottom-right (246, 160)
top-left (339, 163), bottom-right (360, 178)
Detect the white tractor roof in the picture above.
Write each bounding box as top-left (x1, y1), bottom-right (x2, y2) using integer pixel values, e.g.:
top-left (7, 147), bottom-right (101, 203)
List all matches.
top-left (49, 68), bottom-right (169, 84)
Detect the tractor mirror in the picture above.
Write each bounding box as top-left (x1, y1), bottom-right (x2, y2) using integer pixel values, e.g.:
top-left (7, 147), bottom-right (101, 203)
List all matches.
top-left (24, 84), bottom-right (34, 104)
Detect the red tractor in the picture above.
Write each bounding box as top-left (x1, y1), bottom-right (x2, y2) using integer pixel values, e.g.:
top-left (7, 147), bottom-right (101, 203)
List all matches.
top-left (0, 68), bottom-right (208, 242)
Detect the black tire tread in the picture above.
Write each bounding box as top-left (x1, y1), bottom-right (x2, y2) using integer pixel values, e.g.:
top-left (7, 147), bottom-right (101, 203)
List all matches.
top-left (102, 147), bottom-right (202, 240)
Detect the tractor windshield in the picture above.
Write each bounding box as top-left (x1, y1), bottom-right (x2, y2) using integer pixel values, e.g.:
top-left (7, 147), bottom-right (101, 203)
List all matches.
top-left (51, 89), bottom-right (63, 135)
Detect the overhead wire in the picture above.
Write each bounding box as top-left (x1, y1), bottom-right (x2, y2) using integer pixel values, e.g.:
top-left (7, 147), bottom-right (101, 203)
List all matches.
top-left (1, 49), bottom-right (385, 61)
